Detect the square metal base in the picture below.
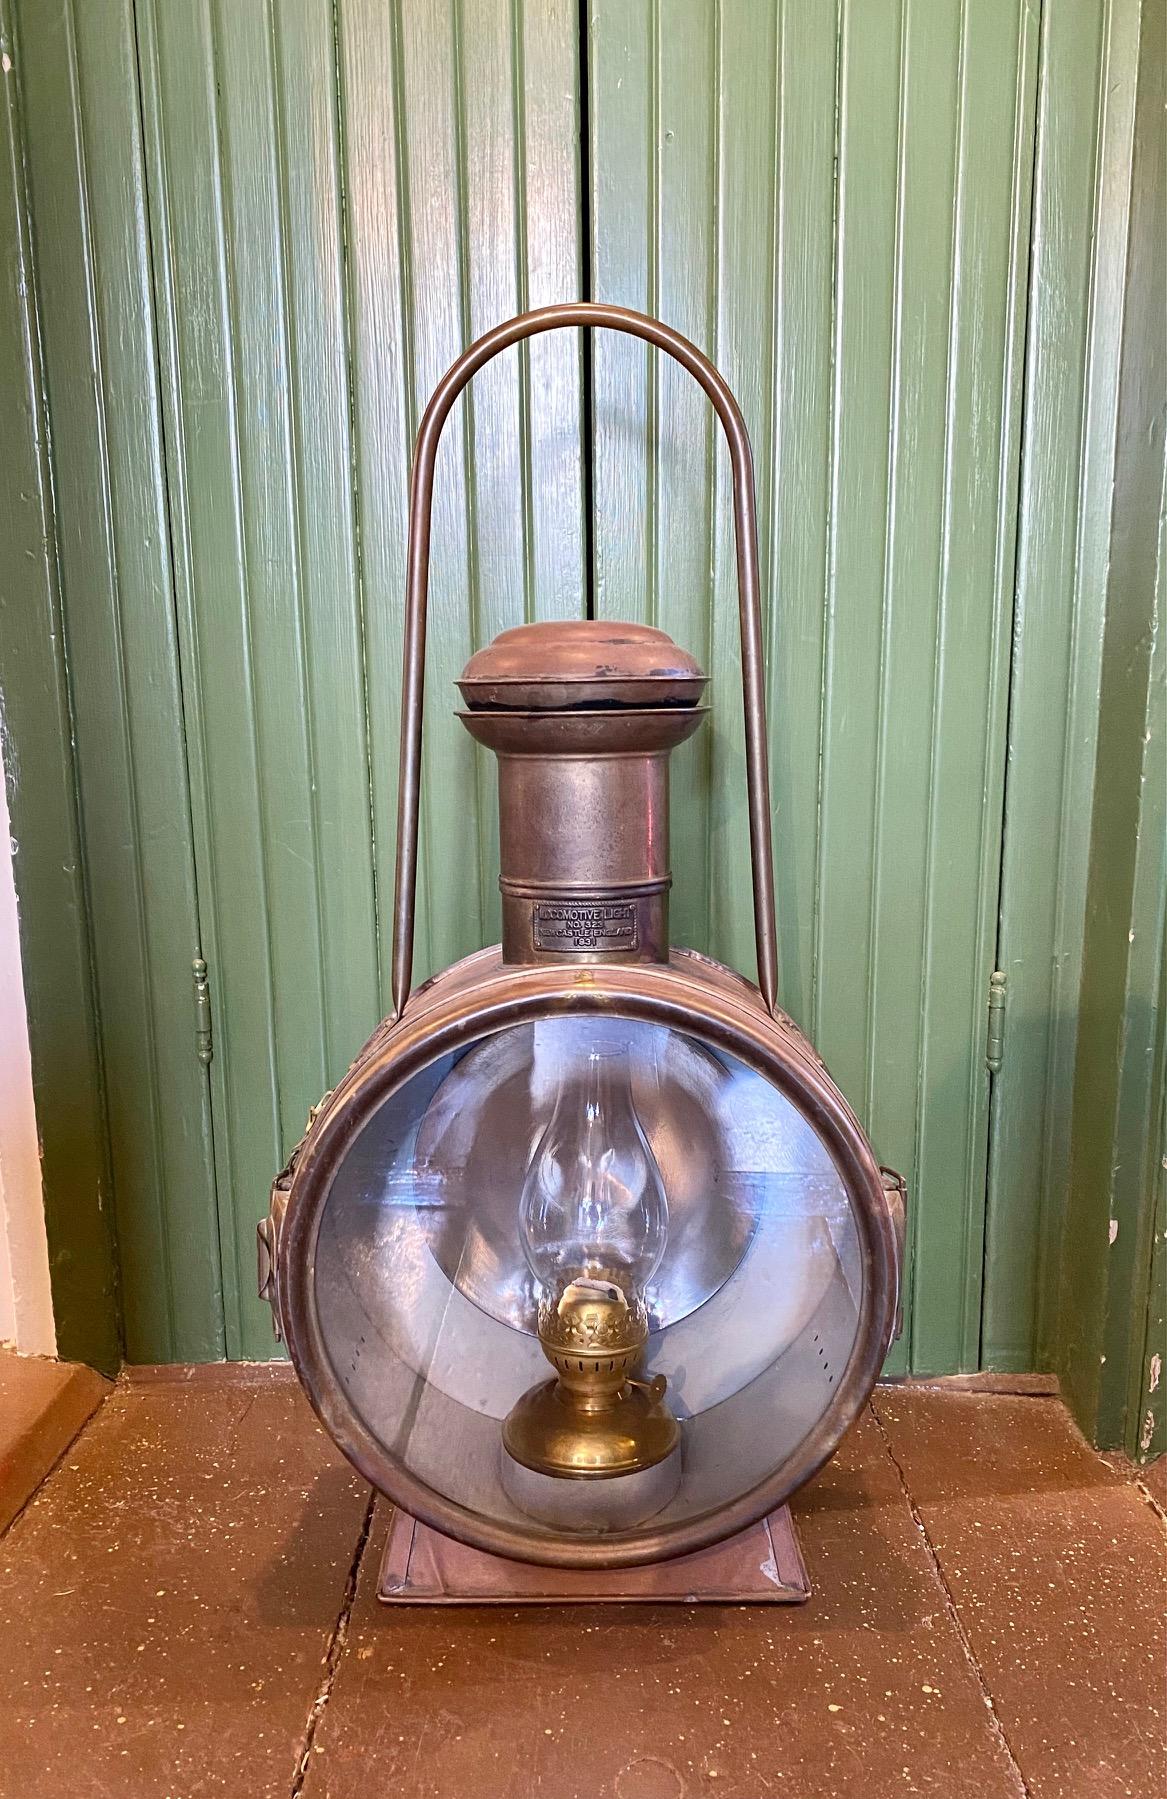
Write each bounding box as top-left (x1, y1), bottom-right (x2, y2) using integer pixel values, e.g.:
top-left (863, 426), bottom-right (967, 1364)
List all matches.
top-left (377, 1506), bottom-right (809, 1605)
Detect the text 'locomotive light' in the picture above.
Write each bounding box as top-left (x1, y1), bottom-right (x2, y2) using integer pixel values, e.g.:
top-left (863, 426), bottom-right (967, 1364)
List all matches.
top-left (261, 303), bottom-right (906, 1598)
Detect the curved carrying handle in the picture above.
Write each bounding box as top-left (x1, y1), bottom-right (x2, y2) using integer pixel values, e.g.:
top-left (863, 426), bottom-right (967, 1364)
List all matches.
top-left (392, 301), bottom-right (778, 1019)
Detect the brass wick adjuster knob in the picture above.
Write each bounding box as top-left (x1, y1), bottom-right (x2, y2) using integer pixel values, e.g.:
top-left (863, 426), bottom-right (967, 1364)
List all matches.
top-left (503, 1278), bottom-right (680, 1479)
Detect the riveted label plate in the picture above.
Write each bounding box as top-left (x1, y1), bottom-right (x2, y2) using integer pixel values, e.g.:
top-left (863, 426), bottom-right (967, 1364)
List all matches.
top-left (533, 901), bottom-right (638, 953)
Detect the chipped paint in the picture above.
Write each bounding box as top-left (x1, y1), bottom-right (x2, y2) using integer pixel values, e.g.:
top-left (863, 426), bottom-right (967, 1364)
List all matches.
top-left (1149, 1352), bottom-right (1161, 1394)
top-left (758, 1551), bottom-right (783, 1588)
top-left (1108, 1218), bottom-right (1118, 1244)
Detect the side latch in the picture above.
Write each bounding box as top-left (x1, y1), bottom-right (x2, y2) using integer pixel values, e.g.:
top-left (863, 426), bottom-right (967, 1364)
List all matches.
top-left (256, 1090), bottom-right (334, 1343)
top-left (257, 1180), bottom-right (290, 1341)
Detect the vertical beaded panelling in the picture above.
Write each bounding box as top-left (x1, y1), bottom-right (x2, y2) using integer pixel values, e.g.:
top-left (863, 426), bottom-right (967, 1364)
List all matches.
top-left (588, 0), bottom-right (1041, 1370)
top-left (11, 0), bottom-right (221, 1361)
top-left (135, 0), bottom-right (584, 1357)
top-left (7, 0), bottom-right (1138, 1379)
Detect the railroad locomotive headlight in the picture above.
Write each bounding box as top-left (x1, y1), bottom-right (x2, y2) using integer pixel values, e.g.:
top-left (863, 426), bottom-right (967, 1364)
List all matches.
top-left (260, 304), bottom-right (905, 1591)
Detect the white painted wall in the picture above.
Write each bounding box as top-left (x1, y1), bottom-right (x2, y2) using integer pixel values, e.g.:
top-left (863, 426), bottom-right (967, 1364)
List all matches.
top-left (0, 732), bottom-right (55, 1355)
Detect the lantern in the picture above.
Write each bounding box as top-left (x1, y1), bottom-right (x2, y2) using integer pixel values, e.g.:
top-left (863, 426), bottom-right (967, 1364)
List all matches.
top-left (259, 304), bottom-right (905, 1602)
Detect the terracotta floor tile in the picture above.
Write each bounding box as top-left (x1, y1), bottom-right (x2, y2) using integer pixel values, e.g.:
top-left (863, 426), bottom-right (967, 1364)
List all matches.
top-left (0, 1375), bottom-right (369, 1799)
top-left (3, 1376), bottom-right (1160, 1798)
top-left (873, 1388), bottom-right (1167, 1799)
top-left (303, 1410), bottom-right (1024, 1799)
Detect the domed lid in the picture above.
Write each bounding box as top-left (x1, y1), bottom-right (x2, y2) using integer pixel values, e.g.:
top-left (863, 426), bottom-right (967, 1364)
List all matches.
top-left (458, 620), bottom-right (707, 712)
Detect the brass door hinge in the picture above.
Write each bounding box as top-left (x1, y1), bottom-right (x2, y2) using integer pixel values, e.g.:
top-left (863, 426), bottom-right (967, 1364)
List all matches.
top-left (986, 970), bottom-right (1006, 1074)
top-left (193, 957), bottom-right (213, 1067)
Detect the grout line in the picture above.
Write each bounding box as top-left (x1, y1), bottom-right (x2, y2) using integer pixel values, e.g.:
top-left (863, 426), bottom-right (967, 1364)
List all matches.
top-left (290, 1488), bottom-right (377, 1797)
top-left (1132, 1478), bottom-right (1167, 1527)
top-left (1100, 1450), bottom-right (1167, 1527)
top-left (117, 1359), bottom-right (297, 1387)
top-left (880, 1373), bottom-right (1060, 1399)
top-left (869, 1402), bottom-right (1034, 1799)
top-left (1116, 1468), bottom-right (1167, 1529)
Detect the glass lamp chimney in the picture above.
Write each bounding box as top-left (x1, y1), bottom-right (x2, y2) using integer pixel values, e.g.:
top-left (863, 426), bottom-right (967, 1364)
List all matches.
top-left (518, 1020), bottom-right (668, 1310)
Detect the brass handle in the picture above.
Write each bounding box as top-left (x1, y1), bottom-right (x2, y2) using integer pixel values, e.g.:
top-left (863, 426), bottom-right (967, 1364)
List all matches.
top-left (392, 302), bottom-right (779, 1020)
top-left (881, 1167), bottom-right (908, 1344)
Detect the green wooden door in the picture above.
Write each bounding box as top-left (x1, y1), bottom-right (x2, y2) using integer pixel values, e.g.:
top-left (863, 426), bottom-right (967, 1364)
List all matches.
top-left (588, 0), bottom-right (1038, 1373)
top-left (17, 0), bottom-right (1045, 1366)
top-left (140, 0), bottom-right (1035, 1365)
top-left (135, 0), bottom-right (586, 1359)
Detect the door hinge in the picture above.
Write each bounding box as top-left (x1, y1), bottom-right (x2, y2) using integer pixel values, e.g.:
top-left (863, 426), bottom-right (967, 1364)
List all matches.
top-left (193, 957), bottom-right (213, 1067)
top-left (986, 970), bottom-right (1006, 1074)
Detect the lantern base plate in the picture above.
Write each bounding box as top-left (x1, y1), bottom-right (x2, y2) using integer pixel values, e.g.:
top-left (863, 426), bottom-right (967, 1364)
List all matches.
top-left (376, 1505), bottom-right (809, 1605)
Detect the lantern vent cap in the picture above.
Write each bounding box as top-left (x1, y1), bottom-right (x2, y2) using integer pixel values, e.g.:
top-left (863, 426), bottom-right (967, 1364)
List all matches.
top-left (458, 619), bottom-right (707, 712)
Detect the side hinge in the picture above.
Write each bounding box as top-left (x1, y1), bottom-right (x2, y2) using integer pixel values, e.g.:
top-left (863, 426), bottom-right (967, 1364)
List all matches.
top-left (986, 970), bottom-right (1007, 1074)
top-left (193, 957), bottom-right (213, 1067)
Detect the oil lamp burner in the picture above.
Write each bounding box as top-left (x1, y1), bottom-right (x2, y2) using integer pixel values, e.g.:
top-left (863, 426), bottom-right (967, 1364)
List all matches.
top-left (259, 303), bottom-right (905, 1603)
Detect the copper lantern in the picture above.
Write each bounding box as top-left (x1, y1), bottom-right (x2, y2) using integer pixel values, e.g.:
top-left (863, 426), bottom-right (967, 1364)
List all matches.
top-left (259, 304), bottom-right (905, 1601)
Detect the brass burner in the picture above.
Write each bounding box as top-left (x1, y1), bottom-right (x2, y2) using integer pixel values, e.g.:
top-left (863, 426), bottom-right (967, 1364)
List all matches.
top-left (502, 1277), bottom-right (680, 1479)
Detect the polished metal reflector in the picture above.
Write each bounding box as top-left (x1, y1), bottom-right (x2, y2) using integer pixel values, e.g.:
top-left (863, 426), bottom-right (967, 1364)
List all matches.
top-left (414, 1020), bottom-right (761, 1333)
top-left (312, 1014), bottom-right (863, 1545)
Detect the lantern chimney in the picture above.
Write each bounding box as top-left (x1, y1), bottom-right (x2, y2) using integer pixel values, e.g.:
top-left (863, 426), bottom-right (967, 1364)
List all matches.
top-left (458, 620), bottom-right (707, 967)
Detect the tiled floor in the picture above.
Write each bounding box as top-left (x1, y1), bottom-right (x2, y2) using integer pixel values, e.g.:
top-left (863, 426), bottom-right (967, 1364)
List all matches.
top-left (0, 1369), bottom-right (1162, 1798)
